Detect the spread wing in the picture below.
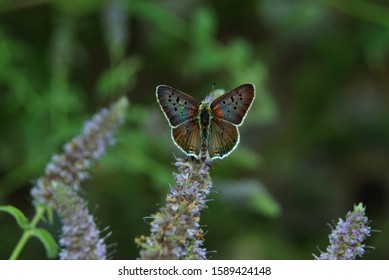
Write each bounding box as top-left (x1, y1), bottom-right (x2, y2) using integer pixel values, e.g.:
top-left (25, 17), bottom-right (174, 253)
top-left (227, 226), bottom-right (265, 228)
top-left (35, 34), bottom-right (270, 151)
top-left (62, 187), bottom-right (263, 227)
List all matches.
top-left (171, 118), bottom-right (201, 158)
top-left (156, 85), bottom-right (200, 127)
top-left (210, 84), bottom-right (255, 126)
top-left (208, 118), bottom-right (239, 159)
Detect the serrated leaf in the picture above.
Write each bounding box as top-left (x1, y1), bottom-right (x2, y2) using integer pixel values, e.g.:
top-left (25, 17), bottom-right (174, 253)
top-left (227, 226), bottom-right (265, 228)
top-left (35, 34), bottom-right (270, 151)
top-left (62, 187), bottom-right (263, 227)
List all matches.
top-left (0, 205), bottom-right (29, 229)
top-left (30, 228), bottom-right (58, 259)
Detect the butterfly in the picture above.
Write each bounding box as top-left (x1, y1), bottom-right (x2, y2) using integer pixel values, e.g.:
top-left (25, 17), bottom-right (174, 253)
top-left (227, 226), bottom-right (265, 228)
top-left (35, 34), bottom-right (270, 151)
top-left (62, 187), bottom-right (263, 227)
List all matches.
top-left (156, 84), bottom-right (255, 161)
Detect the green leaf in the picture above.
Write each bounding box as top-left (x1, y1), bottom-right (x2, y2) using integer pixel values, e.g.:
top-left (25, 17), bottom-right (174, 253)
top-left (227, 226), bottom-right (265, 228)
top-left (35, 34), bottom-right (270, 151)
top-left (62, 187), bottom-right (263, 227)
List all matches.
top-left (192, 7), bottom-right (216, 45)
top-left (38, 205), bottom-right (54, 224)
top-left (46, 207), bottom-right (54, 224)
top-left (0, 205), bottom-right (29, 229)
top-left (218, 180), bottom-right (281, 218)
top-left (248, 189), bottom-right (282, 218)
top-left (30, 228), bottom-right (58, 259)
top-left (97, 57), bottom-right (141, 98)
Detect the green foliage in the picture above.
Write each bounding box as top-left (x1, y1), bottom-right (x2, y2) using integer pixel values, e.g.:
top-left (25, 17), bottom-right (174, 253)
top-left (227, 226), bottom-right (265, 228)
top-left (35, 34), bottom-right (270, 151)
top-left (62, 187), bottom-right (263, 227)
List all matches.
top-left (29, 228), bottom-right (58, 259)
top-left (0, 0), bottom-right (388, 259)
top-left (248, 187), bottom-right (281, 219)
top-left (0, 205), bottom-right (58, 259)
top-left (217, 180), bottom-right (281, 218)
top-left (0, 205), bottom-right (29, 229)
top-left (97, 57), bottom-right (142, 98)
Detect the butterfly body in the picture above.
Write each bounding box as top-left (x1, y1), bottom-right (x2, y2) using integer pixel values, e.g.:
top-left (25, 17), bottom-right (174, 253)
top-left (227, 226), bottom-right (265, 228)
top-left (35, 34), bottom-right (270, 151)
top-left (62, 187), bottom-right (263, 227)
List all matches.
top-left (156, 84), bottom-right (255, 161)
top-left (198, 102), bottom-right (213, 160)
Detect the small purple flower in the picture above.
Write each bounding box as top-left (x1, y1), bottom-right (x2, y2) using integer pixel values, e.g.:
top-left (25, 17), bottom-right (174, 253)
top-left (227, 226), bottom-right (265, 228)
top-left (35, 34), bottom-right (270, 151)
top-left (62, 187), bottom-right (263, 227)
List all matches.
top-left (136, 158), bottom-right (212, 260)
top-left (314, 203), bottom-right (372, 260)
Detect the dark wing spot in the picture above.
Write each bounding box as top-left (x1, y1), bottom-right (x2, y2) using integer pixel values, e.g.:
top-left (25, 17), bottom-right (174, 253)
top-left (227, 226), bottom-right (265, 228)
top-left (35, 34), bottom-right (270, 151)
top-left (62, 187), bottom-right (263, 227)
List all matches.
top-left (173, 103), bottom-right (176, 106)
top-left (168, 99), bottom-right (171, 102)
top-left (240, 97), bottom-right (243, 100)
top-left (239, 93), bottom-right (242, 97)
top-left (231, 96), bottom-right (234, 102)
top-left (184, 101), bottom-right (188, 105)
top-left (174, 107), bottom-right (178, 111)
top-left (223, 100), bottom-right (226, 104)
top-left (233, 106), bottom-right (237, 110)
top-left (176, 97), bottom-right (180, 103)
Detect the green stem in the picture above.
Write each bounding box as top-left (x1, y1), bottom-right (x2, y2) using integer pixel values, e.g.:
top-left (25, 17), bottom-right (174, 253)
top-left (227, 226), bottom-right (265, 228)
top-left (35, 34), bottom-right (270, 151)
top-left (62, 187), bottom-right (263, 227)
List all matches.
top-left (9, 206), bottom-right (46, 260)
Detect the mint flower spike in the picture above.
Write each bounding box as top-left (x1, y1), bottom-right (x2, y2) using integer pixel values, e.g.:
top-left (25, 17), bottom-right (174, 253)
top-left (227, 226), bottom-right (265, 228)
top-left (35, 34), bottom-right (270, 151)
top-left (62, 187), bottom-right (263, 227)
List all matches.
top-left (28, 97), bottom-right (127, 259)
top-left (31, 97), bottom-right (128, 206)
top-left (102, 0), bottom-right (129, 61)
top-left (314, 203), bottom-right (372, 260)
top-left (51, 181), bottom-right (107, 260)
top-left (136, 158), bottom-right (212, 260)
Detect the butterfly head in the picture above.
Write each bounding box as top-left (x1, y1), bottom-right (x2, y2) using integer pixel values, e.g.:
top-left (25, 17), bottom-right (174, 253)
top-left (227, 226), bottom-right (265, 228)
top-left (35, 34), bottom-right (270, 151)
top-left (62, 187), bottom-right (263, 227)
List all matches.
top-left (199, 101), bottom-right (211, 112)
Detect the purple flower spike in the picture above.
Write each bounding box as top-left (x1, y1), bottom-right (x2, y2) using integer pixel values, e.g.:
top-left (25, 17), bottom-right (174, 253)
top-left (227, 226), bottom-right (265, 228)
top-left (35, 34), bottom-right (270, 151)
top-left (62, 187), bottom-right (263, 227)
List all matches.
top-left (136, 158), bottom-right (212, 260)
top-left (29, 97), bottom-right (128, 259)
top-left (31, 97), bottom-right (128, 206)
top-left (52, 182), bottom-right (107, 260)
top-left (314, 203), bottom-right (372, 260)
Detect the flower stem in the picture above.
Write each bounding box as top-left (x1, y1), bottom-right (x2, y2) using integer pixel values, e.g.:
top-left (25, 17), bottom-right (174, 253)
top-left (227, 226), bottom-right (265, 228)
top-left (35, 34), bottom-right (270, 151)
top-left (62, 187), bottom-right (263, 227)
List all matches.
top-left (9, 206), bottom-right (45, 260)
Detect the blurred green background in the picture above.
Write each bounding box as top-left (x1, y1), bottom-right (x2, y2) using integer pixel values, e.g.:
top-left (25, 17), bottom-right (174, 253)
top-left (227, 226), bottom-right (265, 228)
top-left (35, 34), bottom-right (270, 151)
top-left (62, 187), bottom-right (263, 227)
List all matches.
top-left (1, 0), bottom-right (389, 259)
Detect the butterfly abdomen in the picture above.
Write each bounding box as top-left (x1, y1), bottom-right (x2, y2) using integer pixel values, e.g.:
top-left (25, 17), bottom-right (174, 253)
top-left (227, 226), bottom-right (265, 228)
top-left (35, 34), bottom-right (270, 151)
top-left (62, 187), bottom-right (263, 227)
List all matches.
top-left (198, 102), bottom-right (212, 160)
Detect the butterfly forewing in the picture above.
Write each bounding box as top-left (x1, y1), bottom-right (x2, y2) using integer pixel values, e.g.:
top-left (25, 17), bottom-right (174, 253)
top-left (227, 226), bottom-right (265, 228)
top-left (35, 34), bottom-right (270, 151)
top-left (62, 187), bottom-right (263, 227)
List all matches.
top-left (172, 118), bottom-right (201, 157)
top-left (211, 84), bottom-right (255, 125)
top-left (208, 118), bottom-right (239, 159)
top-left (156, 85), bottom-right (200, 127)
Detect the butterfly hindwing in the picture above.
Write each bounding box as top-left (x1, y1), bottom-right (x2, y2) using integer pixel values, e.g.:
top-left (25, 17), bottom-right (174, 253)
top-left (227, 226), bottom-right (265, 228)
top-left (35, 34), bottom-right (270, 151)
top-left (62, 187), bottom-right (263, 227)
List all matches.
top-left (210, 84), bottom-right (255, 126)
top-left (208, 117), bottom-right (239, 159)
top-left (172, 118), bottom-right (201, 158)
top-left (156, 85), bottom-right (200, 127)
